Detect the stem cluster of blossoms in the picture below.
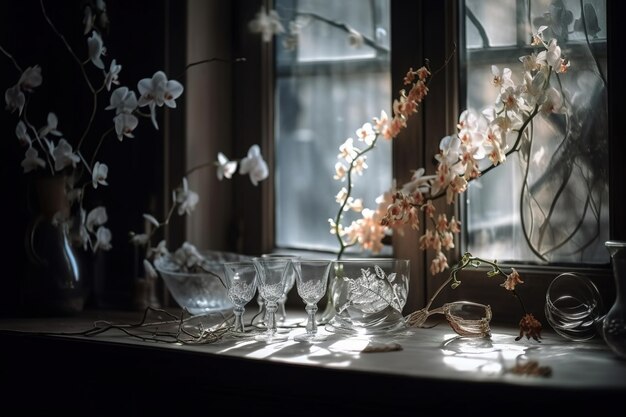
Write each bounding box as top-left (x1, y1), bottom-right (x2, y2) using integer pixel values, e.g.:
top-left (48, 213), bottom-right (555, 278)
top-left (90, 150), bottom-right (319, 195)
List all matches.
top-left (2, 0), bottom-right (184, 254)
top-left (330, 65), bottom-right (431, 260)
top-left (380, 25), bottom-right (569, 276)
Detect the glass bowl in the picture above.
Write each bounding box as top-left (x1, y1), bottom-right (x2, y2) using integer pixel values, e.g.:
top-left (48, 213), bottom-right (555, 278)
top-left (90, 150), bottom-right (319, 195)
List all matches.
top-left (154, 250), bottom-right (252, 315)
top-left (326, 258), bottom-right (410, 335)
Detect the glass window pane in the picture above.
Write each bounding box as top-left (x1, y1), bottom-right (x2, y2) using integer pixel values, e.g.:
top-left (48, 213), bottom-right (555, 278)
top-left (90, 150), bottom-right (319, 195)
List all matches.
top-left (462, 0), bottom-right (609, 264)
top-left (465, 0), bottom-right (518, 48)
top-left (275, 0), bottom-right (391, 252)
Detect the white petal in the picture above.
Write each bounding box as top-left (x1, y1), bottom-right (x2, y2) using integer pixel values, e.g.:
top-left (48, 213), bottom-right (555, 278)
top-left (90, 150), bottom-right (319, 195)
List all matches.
top-left (143, 213), bottom-right (160, 228)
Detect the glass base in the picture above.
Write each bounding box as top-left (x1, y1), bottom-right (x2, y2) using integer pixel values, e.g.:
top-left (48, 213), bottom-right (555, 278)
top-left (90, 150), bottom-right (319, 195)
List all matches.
top-left (294, 332), bottom-right (328, 343)
top-left (254, 331), bottom-right (289, 343)
top-left (325, 316), bottom-right (407, 336)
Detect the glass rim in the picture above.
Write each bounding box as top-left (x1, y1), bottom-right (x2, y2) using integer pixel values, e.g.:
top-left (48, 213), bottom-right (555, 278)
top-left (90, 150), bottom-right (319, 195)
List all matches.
top-left (331, 258), bottom-right (410, 263)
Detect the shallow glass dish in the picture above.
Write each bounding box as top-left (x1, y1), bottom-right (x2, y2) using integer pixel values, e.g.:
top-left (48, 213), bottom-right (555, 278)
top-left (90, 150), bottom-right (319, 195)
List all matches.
top-left (154, 251), bottom-right (252, 315)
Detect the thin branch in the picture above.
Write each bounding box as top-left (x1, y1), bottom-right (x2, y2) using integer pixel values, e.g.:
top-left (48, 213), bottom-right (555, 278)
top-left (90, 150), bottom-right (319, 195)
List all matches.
top-left (465, 6), bottom-right (490, 48)
top-left (295, 11), bottom-right (390, 55)
top-left (0, 44), bottom-right (23, 73)
top-left (175, 57), bottom-right (246, 80)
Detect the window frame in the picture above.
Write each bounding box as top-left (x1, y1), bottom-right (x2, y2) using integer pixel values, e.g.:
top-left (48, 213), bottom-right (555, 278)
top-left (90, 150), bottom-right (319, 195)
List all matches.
top-left (178, 0), bottom-right (624, 320)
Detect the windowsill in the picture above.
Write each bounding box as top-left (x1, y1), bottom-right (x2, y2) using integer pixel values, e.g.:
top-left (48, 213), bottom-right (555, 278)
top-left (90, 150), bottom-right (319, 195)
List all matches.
top-left (1, 308), bottom-right (625, 414)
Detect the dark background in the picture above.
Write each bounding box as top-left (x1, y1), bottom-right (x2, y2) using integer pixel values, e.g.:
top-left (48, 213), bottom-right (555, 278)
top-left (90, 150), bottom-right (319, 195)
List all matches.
top-left (0, 0), bottom-right (172, 315)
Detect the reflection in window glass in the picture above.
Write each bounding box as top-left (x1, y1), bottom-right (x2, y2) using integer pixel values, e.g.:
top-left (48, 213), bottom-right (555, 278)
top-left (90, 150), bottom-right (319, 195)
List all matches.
top-left (274, 0), bottom-right (391, 252)
top-left (462, 0), bottom-right (609, 263)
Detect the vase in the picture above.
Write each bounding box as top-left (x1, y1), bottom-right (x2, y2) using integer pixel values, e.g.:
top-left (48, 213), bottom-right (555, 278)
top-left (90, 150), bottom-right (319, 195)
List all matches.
top-left (324, 258), bottom-right (410, 335)
top-left (21, 175), bottom-right (84, 315)
top-left (603, 240), bottom-right (626, 358)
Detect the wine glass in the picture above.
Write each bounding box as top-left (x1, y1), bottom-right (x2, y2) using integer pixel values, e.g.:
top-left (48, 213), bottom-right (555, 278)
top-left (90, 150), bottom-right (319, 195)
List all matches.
top-left (261, 253), bottom-right (300, 323)
top-left (223, 261), bottom-right (258, 334)
top-left (252, 257), bottom-right (291, 342)
top-left (293, 259), bottom-right (331, 342)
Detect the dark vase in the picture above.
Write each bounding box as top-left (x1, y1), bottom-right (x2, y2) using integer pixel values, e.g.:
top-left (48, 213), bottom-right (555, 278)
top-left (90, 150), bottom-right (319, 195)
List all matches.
top-left (21, 175), bottom-right (84, 315)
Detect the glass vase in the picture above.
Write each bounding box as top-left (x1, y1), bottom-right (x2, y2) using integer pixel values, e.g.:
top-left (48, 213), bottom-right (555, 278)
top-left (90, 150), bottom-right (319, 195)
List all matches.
top-left (603, 240), bottom-right (626, 358)
top-left (22, 175), bottom-right (84, 315)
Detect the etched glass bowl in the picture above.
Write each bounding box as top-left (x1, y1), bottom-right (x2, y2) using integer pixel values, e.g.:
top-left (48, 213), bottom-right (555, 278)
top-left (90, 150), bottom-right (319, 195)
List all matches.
top-left (326, 258), bottom-right (410, 335)
top-left (154, 251), bottom-right (252, 315)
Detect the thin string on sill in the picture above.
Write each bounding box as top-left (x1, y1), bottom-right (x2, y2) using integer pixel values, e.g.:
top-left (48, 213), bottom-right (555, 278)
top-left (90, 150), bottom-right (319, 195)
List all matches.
top-left (5, 307), bottom-right (236, 345)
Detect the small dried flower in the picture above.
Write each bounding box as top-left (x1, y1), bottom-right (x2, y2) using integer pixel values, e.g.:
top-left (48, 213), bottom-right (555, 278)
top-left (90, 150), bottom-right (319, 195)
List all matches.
top-left (516, 313), bottom-right (542, 342)
top-left (501, 268), bottom-right (524, 291)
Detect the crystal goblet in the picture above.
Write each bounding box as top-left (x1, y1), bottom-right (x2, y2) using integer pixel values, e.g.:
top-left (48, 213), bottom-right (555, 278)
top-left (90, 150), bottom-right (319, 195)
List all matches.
top-left (293, 259), bottom-right (331, 342)
top-left (223, 261), bottom-right (258, 334)
top-left (261, 253), bottom-right (300, 323)
top-left (252, 257), bottom-right (291, 342)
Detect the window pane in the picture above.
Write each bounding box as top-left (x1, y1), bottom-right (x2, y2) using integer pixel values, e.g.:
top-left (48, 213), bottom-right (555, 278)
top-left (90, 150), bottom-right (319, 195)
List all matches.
top-left (462, 0), bottom-right (609, 264)
top-left (275, 0), bottom-right (391, 252)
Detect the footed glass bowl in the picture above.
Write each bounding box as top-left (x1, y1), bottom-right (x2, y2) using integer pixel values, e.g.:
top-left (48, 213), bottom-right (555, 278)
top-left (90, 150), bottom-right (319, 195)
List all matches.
top-left (154, 251), bottom-right (252, 315)
top-left (326, 258), bottom-right (410, 335)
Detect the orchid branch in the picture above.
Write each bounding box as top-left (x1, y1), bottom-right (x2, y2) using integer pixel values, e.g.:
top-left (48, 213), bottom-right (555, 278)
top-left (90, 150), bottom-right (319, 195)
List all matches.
top-left (0, 45), bottom-right (22, 73)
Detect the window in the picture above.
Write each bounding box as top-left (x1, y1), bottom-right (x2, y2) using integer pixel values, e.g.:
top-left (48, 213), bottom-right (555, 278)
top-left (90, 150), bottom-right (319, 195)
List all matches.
top-left (273, 0), bottom-right (392, 253)
top-left (224, 0), bottom-right (622, 316)
top-left (461, 0), bottom-right (610, 265)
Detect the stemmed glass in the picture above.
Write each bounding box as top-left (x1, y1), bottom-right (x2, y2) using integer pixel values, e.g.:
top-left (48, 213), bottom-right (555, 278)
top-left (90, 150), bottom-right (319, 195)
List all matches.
top-left (223, 261), bottom-right (258, 334)
top-left (252, 257), bottom-right (291, 342)
top-left (261, 253), bottom-right (300, 323)
top-left (293, 259), bottom-right (331, 342)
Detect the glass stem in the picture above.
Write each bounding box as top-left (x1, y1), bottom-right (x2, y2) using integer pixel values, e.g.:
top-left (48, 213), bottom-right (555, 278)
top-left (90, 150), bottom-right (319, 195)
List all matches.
top-left (233, 306), bottom-right (245, 333)
top-left (257, 294), bottom-right (264, 314)
top-left (279, 297), bottom-right (287, 321)
top-left (306, 303), bottom-right (318, 335)
top-left (265, 301), bottom-right (278, 335)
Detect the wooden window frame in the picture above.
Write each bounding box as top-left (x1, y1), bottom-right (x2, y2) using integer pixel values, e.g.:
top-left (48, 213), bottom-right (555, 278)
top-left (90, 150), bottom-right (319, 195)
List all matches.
top-left (174, 0), bottom-right (624, 319)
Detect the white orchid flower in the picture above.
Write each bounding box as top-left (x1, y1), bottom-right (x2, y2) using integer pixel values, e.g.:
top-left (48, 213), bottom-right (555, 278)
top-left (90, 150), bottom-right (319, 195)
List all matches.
top-left (52, 138), bottom-right (80, 171)
top-left (21, 147), bottom-right (46, 173)
top-left (216, 152), bottom-right (237, 180)
top-left (175, 177), bottom-right (199, 216)
top-left (143, 259), bottom-right (158, 280)
top-left (18, 66), bottom-right (43, 91)
top-left (76, 208), bottom-right (90, 250)
top-left (401, 167), bottom-right (436, 195)
top-left (105, 86), bottom-right (137, 114)
top-left (87, 31), bottom-right (106, 69)
top-left (113, 113), bottom-right (139, 141)
top-left (92, 161), bottom-right (109, 188)
top-left (5, 84), bottom-right (25, 115)
top-left (137, 71), bottom-right (184, 130)
top-left (248, 6), bottom-right (285, 42)
top-left (490, 65), bottom-right (514, 90)
top-left (104, 59), bottom-right (122, 91)
top-left (38, 112), bottom-right (63, 138)
top-left (15, 121), bottom-right (31, 147)
top-left (86, 206), bottom-right (108, 233)
top-left (356, 122), bottom-right (375, 146)
top-left (93, 226), bottom-right (112, 252)
top-left (143, 213), bottom-right (160, 228)
top-left (130, 233), bottom-right (150, 246)
top-left (239, 144), bottom-right (269, 186)
top-left (147, 239), bottom-right (168, 259)
top-left (546, 39), bottom-right (562, 69)
top-left (540, 87), bottom-right (564, 115)
top-left (173, 241), bottom-right (204, 270)
top-left (83, 4), bottom-right (95, 35)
